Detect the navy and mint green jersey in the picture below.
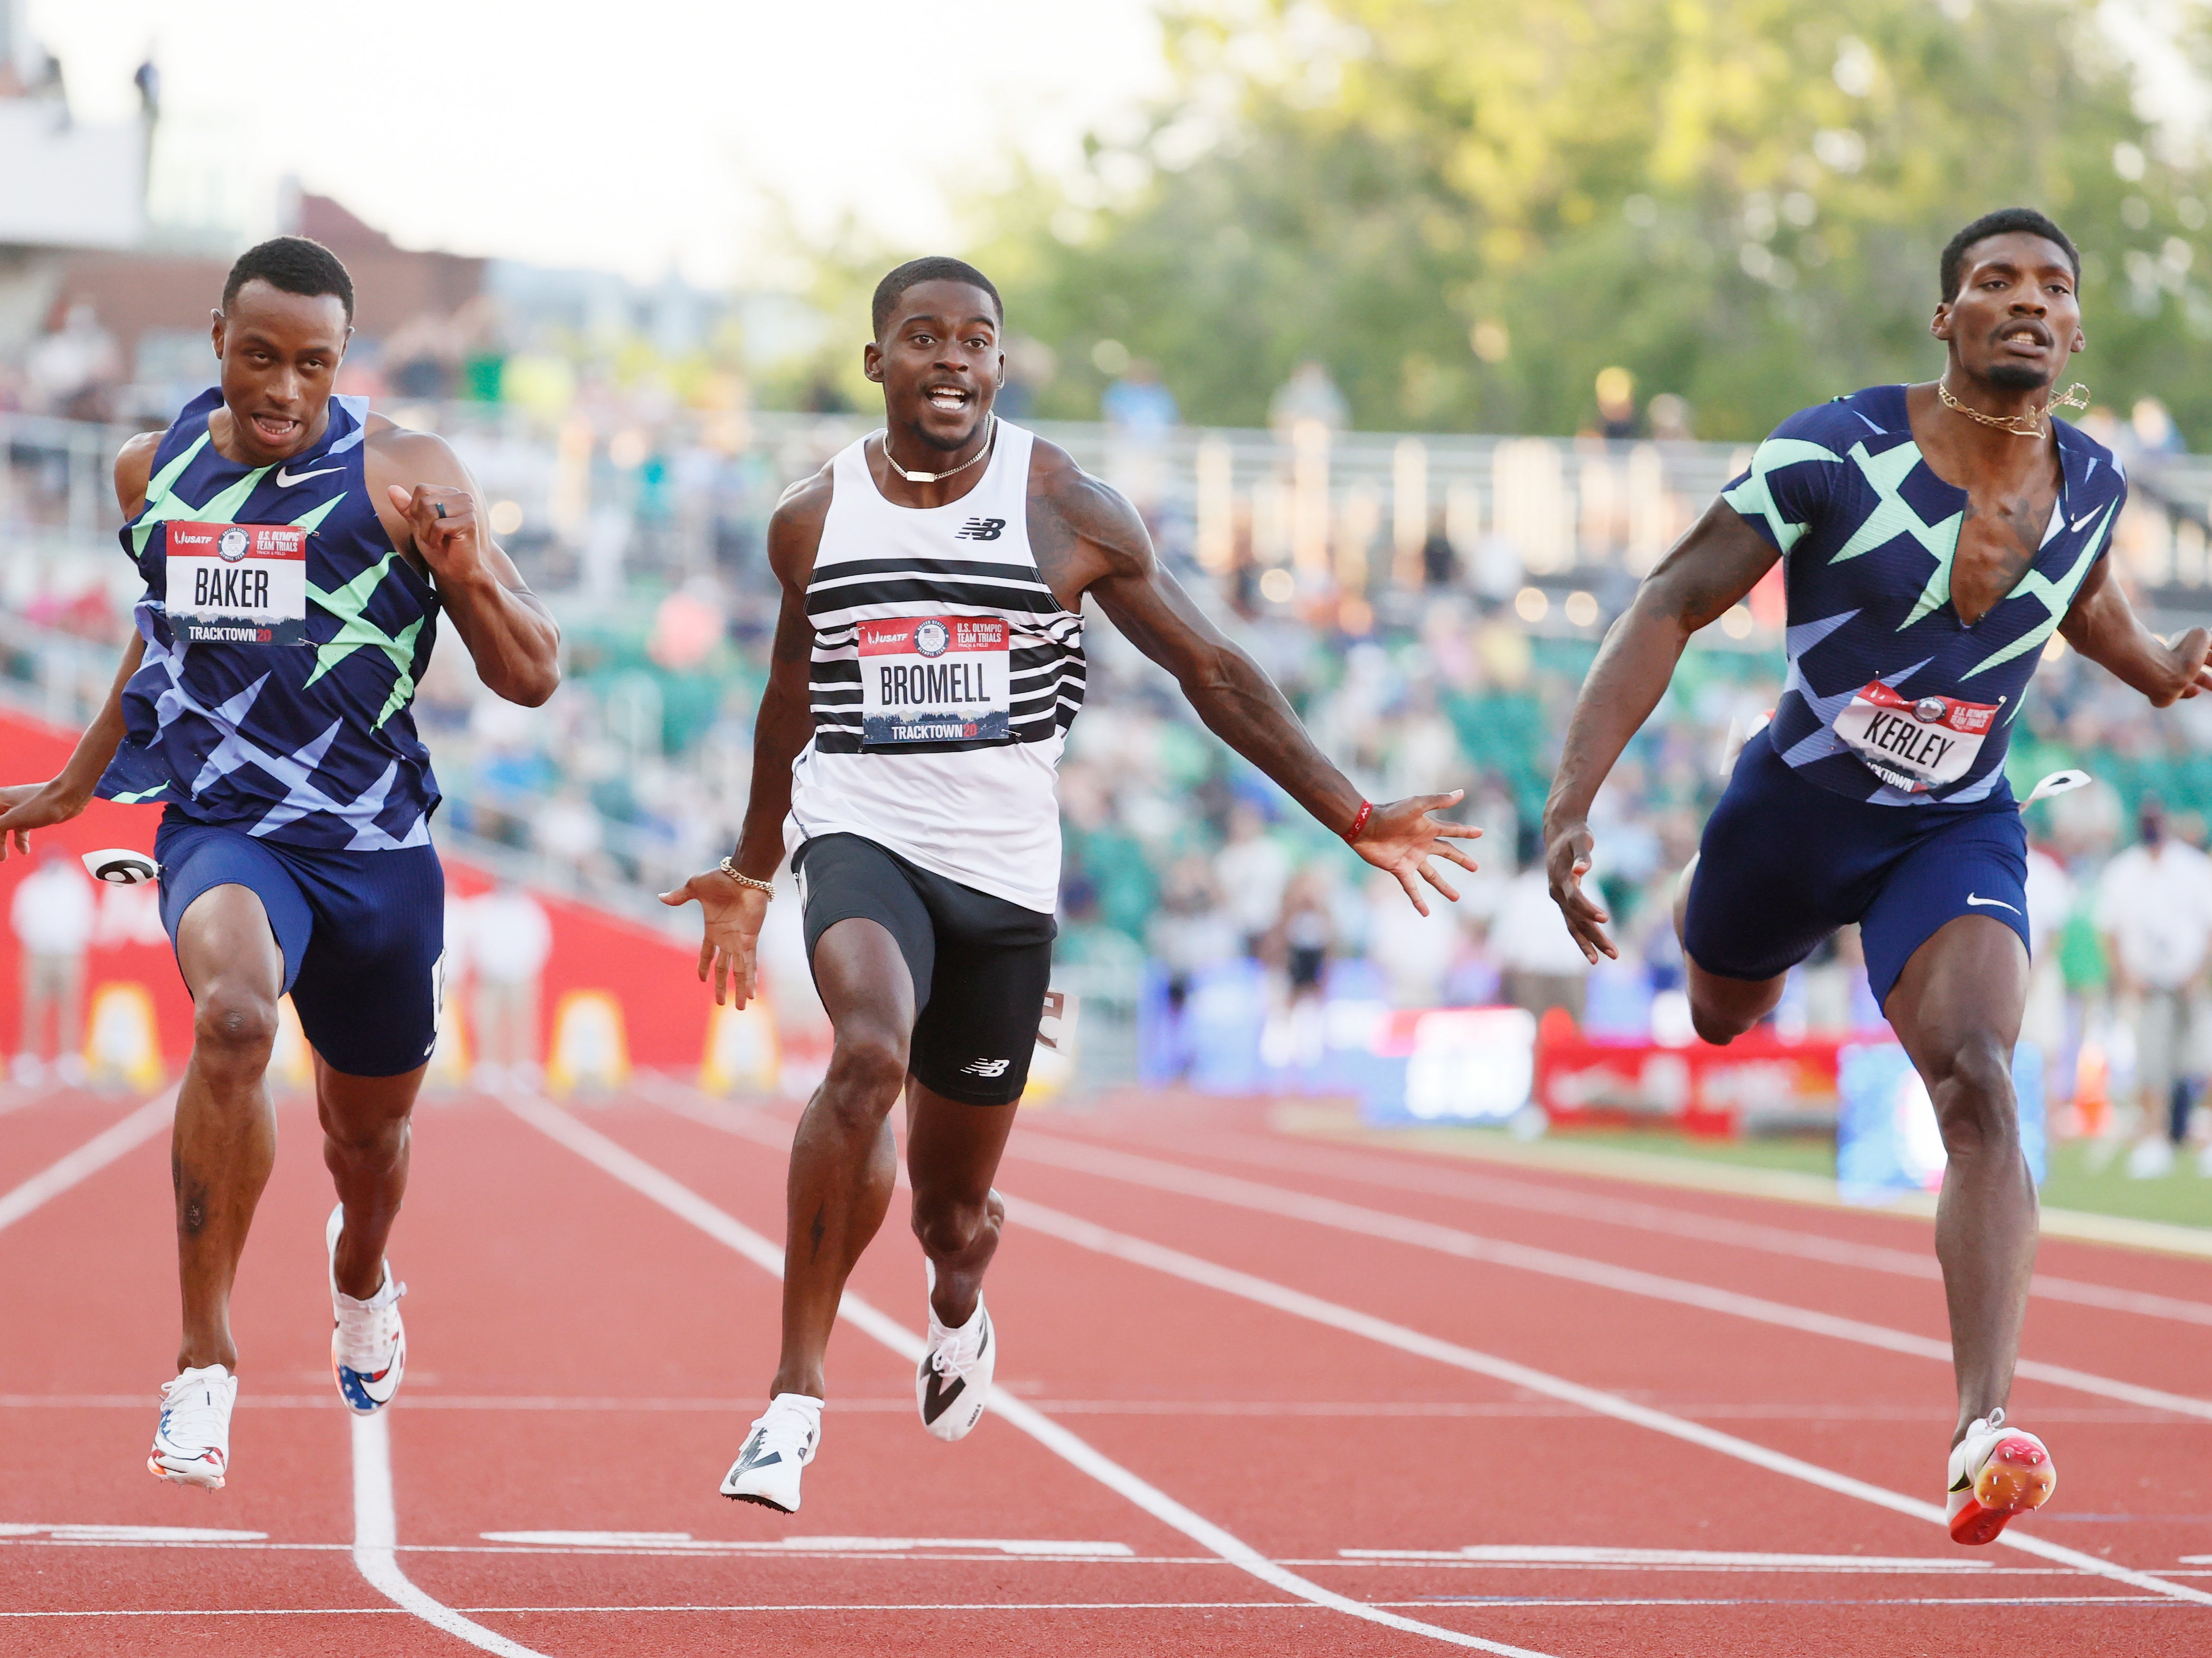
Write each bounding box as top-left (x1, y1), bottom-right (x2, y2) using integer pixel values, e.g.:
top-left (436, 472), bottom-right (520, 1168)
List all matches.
top-left (96, 387), bottom-right (442, 848)
top-left (1722, 384), bottom-right (2123, 806)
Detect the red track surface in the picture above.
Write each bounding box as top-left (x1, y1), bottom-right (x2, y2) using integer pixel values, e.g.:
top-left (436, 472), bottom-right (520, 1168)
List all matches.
top-left (4, 1081), bottom-right (2209, 1655)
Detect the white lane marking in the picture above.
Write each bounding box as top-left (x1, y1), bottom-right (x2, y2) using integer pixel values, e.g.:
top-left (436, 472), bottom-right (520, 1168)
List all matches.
top-left (503, 1090), bottom-right (1555, 1658)
top-left (0, 1596), bottom-right (2191, 1616)
top-left (997, 1190), bottom-right (2212, 1609)
top-left (351, 1411), bottom-right (550, 1657)
top-left (1342, 1547), bottom-right (1990, 1570)
top-left (0, 1523), bottom-right (266, 1543)
top-left (1054, 1121), bottom-right (2212, 1329)
top-left (481, 1530), bottom-right (1133, 1557)
top-left (1006, 1133), bottom-right (2212, 1422)
top-left (652, 1080), bottom-right (2212, 1329)
top-left (7, 1393), bottom-right (2207, 1423)
top-left (0, 1088), bottom-right (176, 1235)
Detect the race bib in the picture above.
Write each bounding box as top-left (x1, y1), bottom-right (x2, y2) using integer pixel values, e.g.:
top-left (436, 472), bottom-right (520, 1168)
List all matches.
top-left (1832, 682), bottom-right (1998, 793)
top-left (859, 615), bottom-right (1010, 746)
top-left (165, 521), bottom-right (309, 646)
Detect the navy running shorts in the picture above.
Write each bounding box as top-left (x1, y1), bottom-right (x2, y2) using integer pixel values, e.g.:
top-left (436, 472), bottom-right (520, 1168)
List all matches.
top-left (1682, 729), bottom-right (2030, 1007)
top-left (155, 816), bottom-right (445, 1077)
top-left (794, 832), bottom-right (1055, 1107)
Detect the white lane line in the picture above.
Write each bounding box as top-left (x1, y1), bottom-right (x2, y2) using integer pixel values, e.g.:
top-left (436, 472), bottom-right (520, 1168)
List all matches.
top-left (502, 1090), bottom-right (1556, 1658)
top-left (2, 1596), bottom-right (2185, 1615)
top-left (351, 1411), bottom-right (550, 1657)
top-left (480, 1530), bottom-right (1133, 1557)
top-left (1006, 1133), bottom-right (2212, 1423)
top-left (7, 1393), bottom-right (2206, 1423)
top-left (1073, 1121), bottom-right (2212, 1329)
top-left (1342, 1546), bottom-right (1991, 1569)
top-left (0, 1088), bottom-right (176, 1235)
top-left (996, 1189), bottom-right (2212, 1609)
top-left (651, 1082), bottom-right (2212, 1336)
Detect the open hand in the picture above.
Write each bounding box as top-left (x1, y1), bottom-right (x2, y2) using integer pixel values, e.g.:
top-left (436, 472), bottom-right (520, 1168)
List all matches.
top-left (1545, 817), bottom-right (1617, 964)
top-left (1351, 790), bottom-right (1481, 917)
top-left (385, 483), bottom-right (484, 583)
top-left (659, 868), bottom-right (770, 1007)
top-left (2160, 626), bottom-right (2212, 706)
top-left (0, 780), bottom-right (89, 862)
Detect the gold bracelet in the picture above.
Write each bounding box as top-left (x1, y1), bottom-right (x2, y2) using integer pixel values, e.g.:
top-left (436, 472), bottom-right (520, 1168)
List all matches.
top-left (717, 856), bottom-right (775, 897)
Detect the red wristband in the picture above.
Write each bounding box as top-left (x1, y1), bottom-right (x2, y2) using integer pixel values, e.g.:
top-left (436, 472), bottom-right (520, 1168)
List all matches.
top-left (1346, 799), bottom-right (1373, 843)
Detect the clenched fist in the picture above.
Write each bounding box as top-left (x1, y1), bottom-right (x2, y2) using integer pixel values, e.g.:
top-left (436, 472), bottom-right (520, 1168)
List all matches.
top-left (385, 483), bottom-right (484, 583)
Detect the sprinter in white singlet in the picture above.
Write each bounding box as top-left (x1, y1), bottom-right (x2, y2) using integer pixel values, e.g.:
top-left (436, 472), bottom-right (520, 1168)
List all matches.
top-left (663, 258), bottom-right (1480, 1513)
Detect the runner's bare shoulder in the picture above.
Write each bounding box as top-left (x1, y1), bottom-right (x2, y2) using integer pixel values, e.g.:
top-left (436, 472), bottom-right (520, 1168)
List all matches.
top-left (113, 430), bottom-right (162, 517)
top-left (767, 460), bottom-right (836, 586)
top-left (1025, 433), bottom-right (1149, 580)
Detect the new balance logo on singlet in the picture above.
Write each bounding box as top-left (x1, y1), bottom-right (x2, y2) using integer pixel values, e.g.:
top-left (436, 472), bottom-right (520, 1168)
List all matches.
top-left (955, 517), bottom-right (1006, 541)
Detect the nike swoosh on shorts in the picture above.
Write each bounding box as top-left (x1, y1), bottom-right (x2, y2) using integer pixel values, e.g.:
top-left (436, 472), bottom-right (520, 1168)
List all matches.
top-left (1965, 893), bottom-right (2020, 914)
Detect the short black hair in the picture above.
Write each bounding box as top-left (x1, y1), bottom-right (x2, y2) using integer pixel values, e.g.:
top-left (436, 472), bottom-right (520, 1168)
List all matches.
top-left (871, 256), bottom-right (1002, 338)
top-left (221, 236), bottom-right (355, 322)
top-left (1940, 208), bottom-right (2080, 302)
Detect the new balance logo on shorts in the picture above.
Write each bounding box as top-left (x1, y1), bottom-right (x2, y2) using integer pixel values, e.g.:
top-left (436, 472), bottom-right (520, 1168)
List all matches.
top-left (959, 1057), bottom-right (1010, 1078)
top-left (955, 517), bottom-right (1006, 541)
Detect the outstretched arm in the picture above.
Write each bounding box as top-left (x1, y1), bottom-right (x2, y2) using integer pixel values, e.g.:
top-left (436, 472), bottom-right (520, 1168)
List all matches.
top-left (1542, 501), bottom-right (1777, 962)
top-left (2059, 554), bottom-right (2212, 706)
top-left (658, 470), bottom-right (832, 1005)
top-left (0, 633), bottom-right (145, 860)
top-left (1051, 464), bottom-right (1476, 914)
top-left (367, 426), bottom-right (560, 707)
top-left (0, 432), bottom-right (163, 857)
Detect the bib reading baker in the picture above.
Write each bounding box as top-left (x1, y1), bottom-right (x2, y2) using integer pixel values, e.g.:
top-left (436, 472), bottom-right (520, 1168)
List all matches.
top-left (166, 520), bottom-right (310, 645)
top-left (860, 615), bottom-right (1010, 746)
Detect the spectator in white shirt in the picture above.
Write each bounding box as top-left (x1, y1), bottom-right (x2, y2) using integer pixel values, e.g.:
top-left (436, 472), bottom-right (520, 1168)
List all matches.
top-left (1215, 803), bottom-right (1293, 957)
top-left (1493, 826), bottom-right (1591, 1024)
top-left (468, 882), bottom-right (553, 1088)
top-left (2095, 801), bottom-right (2212, 1176)
top-left (11, 853), bottom-right (94, 1085)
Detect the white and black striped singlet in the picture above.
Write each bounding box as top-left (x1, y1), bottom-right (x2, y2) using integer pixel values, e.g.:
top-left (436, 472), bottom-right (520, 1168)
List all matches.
top-left (784, 421), bottom-right (1086, 913)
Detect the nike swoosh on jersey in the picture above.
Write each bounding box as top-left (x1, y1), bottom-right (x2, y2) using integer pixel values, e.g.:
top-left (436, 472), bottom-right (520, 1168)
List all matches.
top-left (1965, 893), bottom-right (2021, 914)
top-left (276, 465), bottom-right (341, 488)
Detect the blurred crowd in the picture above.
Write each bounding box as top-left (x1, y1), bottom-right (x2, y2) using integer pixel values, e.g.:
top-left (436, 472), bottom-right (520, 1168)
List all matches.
top-left (4, 259), bottom-right (2212, 1167)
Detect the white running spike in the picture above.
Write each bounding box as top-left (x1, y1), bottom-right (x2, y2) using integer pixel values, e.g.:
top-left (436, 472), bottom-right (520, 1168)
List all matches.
top-left (2020, 769), bottom-right (2092, 811)
top-left (83, 849), bottom-right (158, 885)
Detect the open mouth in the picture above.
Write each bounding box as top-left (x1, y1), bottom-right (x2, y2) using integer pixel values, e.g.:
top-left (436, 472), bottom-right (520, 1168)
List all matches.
top-left (1996, 324), bottom-right (2051, 354)
top-left (249, 412), bottom-right (300, 444)
top-left (923, 385), bottom-right (972, 413)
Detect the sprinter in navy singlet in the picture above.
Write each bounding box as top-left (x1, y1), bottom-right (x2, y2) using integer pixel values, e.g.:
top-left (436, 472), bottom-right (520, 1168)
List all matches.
top-left (0, 237), bottom-right (561, 1490)
top-left (1543, 209), bottom-right (2212, 1546)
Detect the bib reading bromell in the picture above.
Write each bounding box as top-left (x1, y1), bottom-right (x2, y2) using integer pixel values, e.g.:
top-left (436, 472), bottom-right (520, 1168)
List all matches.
top-left (1722, 384), bottom-right (2124, 807)
top-left (859, 615), bottom-right (1011, 746)
top-left (94, 387), bottom-right (442, 849)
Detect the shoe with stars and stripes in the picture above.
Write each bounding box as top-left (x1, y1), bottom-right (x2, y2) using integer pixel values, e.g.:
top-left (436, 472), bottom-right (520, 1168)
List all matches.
top-left (721, 1393), bottom-right (822, 1513)
top-left (148, 1364), bottom-right (236, 1489)
top-left (327, 1203), bottom-right (407, 1415)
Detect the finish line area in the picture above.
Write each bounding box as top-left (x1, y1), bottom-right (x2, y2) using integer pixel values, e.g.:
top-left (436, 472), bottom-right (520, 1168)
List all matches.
top-left (4, 1082), bottom-right (2207, 1656)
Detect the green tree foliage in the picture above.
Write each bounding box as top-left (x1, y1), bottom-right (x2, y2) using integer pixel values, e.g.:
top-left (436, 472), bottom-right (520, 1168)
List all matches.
top-left (980, 0), bottom-right (2212, 441)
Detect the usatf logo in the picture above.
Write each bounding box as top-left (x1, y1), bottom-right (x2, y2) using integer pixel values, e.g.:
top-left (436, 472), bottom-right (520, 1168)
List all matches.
top-left (958, 1057), bottom-right (1010, 1078)
top-left (955, 517), bottom-right (1006, 541)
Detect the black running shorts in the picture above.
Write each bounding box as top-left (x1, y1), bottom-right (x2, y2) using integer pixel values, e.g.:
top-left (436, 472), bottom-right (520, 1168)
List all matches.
top-left (793, 833), bottom-right (1056, 1106)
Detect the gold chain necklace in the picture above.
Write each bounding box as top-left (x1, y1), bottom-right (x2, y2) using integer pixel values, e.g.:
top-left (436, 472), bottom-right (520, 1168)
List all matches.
top-left (880, 415), bottom-right (995, 485)
top-left (1937, 378), bottom-right (2090, 439)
